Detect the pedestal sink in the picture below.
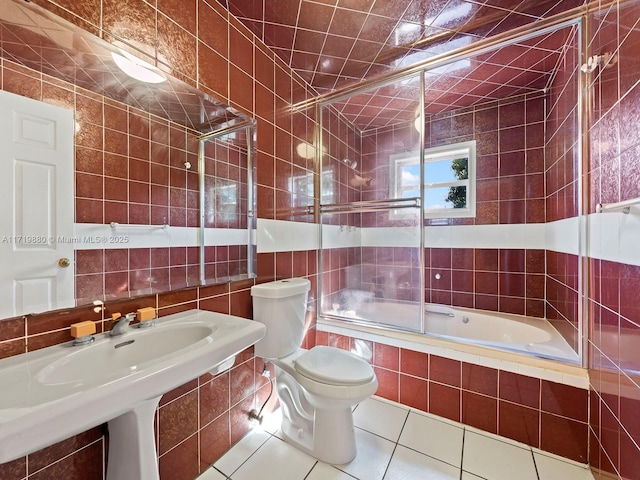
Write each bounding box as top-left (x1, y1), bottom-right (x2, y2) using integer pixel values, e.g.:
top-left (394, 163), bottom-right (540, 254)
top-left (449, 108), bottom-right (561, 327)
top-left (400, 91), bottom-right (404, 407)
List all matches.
top-left (0, 309), bottom-right (266, 479)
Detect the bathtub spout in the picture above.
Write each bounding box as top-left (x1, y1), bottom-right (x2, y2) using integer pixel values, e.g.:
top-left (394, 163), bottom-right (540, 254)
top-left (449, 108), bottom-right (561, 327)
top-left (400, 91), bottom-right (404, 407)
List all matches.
top-left (425, 309), bottom-right (455, 317)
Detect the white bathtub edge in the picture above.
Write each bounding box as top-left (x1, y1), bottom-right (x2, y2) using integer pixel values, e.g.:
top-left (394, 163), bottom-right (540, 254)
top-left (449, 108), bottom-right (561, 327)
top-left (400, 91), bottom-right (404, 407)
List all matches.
top-left (317, 318), bottom-right (590, 390)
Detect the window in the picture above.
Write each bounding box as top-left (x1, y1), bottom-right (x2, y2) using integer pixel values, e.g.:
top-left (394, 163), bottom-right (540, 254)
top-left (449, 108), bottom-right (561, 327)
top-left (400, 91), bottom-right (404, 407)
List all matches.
top-left (289, 170), bottom-right (335, 206)
top-left (390, 140), bottom-right (476, 218)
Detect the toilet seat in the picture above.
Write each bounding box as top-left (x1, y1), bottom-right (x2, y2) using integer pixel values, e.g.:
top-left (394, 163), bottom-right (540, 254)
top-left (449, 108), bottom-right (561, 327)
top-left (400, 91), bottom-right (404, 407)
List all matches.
top-left (294, 346), bottom-right (374, 386)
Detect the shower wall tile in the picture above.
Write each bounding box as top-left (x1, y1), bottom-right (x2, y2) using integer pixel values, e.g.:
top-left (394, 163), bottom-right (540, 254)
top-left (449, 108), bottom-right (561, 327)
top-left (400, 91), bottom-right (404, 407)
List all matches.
top-left (425, 247), bottom-right (546, 318)
top-left (537, 26), bottom-right (581, 354)
top-left (545, 25), bottom-right (579, 224)
top-left (344, 93), bottom-right (552, 324)
top-left (588, 2), bottom-right (640, 479)
top-left (546, 251), bottom-right (580, 352)
top-left (317, 333), bottom-right (589, 462)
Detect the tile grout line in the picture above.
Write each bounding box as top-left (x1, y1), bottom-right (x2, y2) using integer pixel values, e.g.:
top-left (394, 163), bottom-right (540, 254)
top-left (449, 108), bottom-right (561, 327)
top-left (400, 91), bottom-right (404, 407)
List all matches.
top-left (460, 427), bottom-right (466, 480)
top-left (210, 465), bottom-right (230, 479)
top-left (219, 429), bottom-right (274, 479)
top-left (301, 460), bottom-right (318, 480)
top-left (531, 448), bottom-right (541, 480)
top-left (219, 400), bottom-right (589, 480)
top-left (379, 408), bottom-right (411, 480)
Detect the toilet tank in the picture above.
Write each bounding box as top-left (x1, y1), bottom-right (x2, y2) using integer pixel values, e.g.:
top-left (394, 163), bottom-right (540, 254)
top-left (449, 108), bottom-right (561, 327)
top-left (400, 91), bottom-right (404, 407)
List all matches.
top-left (251, 278), bottom-right (311, 359)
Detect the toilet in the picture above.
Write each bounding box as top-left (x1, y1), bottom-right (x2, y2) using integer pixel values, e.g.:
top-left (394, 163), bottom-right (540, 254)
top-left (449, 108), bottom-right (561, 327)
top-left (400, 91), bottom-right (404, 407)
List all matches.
top-left (251, 278), bottom-right (378, 464)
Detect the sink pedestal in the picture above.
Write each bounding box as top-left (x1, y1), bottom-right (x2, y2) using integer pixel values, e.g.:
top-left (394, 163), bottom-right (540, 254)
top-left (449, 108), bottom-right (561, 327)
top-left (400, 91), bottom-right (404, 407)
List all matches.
top-left (106, 396), bottom-right (162, 480)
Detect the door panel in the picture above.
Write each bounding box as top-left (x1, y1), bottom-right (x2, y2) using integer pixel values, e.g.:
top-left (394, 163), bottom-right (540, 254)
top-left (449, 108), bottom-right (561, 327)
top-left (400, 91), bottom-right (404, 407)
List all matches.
top-left (0, 90), bottom-right (75, 318)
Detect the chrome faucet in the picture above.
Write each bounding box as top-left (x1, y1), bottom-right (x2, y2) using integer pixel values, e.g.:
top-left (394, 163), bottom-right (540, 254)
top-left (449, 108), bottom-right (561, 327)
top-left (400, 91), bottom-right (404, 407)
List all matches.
top-left (110, 312), bottom-right (136, 336)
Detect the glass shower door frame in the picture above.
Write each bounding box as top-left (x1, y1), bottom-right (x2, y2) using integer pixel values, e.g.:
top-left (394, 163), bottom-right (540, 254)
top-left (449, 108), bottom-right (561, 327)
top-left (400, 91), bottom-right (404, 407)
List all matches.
top-left (316, 70), bottom-right (426, 335)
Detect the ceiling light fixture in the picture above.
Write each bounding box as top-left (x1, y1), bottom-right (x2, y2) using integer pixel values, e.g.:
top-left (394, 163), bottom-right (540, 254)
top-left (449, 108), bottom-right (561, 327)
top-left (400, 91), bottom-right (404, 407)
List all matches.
top-left (111, 49), bottom-right (166, 84)
top-left (296, 141), bottom-right (316, 159)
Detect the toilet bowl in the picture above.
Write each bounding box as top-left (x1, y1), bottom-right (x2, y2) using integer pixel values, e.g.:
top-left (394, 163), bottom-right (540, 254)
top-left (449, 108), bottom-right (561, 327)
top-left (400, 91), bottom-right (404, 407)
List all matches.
top-left (251, 279), bottom-right (378, 464)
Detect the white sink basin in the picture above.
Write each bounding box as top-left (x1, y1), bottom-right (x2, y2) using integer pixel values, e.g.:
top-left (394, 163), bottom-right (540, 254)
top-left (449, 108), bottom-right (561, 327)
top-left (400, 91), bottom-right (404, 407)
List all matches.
top-left (37, 323), bottom-right (217, 386)
top-left (0, 309), bottom-right (265, 478)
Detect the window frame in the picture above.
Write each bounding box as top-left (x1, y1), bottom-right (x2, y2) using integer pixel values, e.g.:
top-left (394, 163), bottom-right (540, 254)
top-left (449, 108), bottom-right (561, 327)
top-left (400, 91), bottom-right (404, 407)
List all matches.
top-left (389, 140), bottom-right (476, 219)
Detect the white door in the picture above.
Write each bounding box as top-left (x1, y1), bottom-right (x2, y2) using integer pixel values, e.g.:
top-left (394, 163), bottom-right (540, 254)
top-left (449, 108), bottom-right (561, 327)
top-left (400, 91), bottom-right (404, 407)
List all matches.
top-left (0, 90), bottom-right (75, 318)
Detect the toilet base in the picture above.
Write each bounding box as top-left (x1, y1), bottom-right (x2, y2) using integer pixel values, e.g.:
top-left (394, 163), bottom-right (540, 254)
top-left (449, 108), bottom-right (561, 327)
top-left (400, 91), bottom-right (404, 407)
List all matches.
top-left (275, 366), bottom-right (360, 465)
top-left (281, 405), bottom-right (357, 465)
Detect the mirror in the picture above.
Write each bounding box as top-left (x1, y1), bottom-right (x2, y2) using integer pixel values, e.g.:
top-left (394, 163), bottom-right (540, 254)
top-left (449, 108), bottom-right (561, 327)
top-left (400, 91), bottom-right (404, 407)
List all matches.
top-left (201, 126), bottom-right (256, 285)
top-left (0, 0), bottom-right (255, 319)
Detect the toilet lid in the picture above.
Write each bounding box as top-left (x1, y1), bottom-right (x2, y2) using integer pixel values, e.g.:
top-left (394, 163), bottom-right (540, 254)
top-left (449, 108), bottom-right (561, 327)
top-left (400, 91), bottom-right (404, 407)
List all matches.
top-left (294, 346), bottom-right (375, 386)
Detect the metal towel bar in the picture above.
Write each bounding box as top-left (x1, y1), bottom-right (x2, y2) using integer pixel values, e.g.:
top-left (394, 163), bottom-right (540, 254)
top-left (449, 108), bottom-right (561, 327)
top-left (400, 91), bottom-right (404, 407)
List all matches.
top-left (320, 197), bottom-right (420, 214)
top-left (425, 309), bottom-right (455, 317)
top-left (109, 222), bottom-right (168, 230)
top-left (596, 197), bottom-right (640, 214)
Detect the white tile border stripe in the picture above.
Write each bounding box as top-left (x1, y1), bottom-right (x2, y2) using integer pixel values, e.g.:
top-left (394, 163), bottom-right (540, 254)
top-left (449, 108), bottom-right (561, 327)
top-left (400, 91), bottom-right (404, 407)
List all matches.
top-left (255, 216), bottom-right (640, 266)
top-left (74, 214), bottom-right (640, 268)
top-left (73, 223), bottom-right (248, 250)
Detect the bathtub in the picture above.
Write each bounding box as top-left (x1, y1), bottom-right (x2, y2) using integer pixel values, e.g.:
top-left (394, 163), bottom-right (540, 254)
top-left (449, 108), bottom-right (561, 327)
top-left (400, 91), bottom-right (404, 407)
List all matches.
top-left (325, 299), bottom-right (579, 363)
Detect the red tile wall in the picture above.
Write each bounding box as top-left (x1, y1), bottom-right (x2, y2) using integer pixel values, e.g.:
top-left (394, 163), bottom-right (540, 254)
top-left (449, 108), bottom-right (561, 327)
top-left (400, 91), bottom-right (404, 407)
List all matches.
top-left (0, 0), bottom-right (317, 478)
top-left (317, 100), bottom-right (368, 305)
top-left (203, 136), bottom-right (249, 230)
top-left (545, 26), bottom-right (580, 223)
top-left (324, 95), bottom-right (550, 317)
top-left (75, 246), bottom-right (201, 301)
top-left (425, 247), bottom-right (546, 318)
top-left (0, 59), bottom-right (226, 300)
top-left (321, 105), bottom-right (362, 206)
top-left (546, 251), bottom-right (580, 353)
top-left (3, 1), bottom-right (636, 478)
top-left (543, 25), bottom-right (581, 354)
top-left (360, 93), bottom-right (547, 227)
top-left (587, 1), bottom-right (640, 479)
top-left (202, 135), bottom-right (250, 282)
top-left (317, 330), bottom-right (589, 463)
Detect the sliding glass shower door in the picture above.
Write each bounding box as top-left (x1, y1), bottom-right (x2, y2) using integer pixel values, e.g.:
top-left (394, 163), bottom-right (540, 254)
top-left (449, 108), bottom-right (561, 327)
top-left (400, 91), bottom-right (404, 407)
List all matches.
top-left (318, 73), bottom-right (424, 332)
top-left (319, 201), bottom-right (423, 332)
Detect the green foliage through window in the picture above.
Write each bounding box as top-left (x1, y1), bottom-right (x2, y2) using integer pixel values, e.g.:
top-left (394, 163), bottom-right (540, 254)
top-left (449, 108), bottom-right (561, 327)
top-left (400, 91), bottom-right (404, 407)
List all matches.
top-left (390, 141), bottom-right (476, 218)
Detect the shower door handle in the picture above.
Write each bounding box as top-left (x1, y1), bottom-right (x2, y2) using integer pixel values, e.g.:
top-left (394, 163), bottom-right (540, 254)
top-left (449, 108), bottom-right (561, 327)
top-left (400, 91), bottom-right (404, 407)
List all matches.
top-left (425, 309), bottom-right (455, 317)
